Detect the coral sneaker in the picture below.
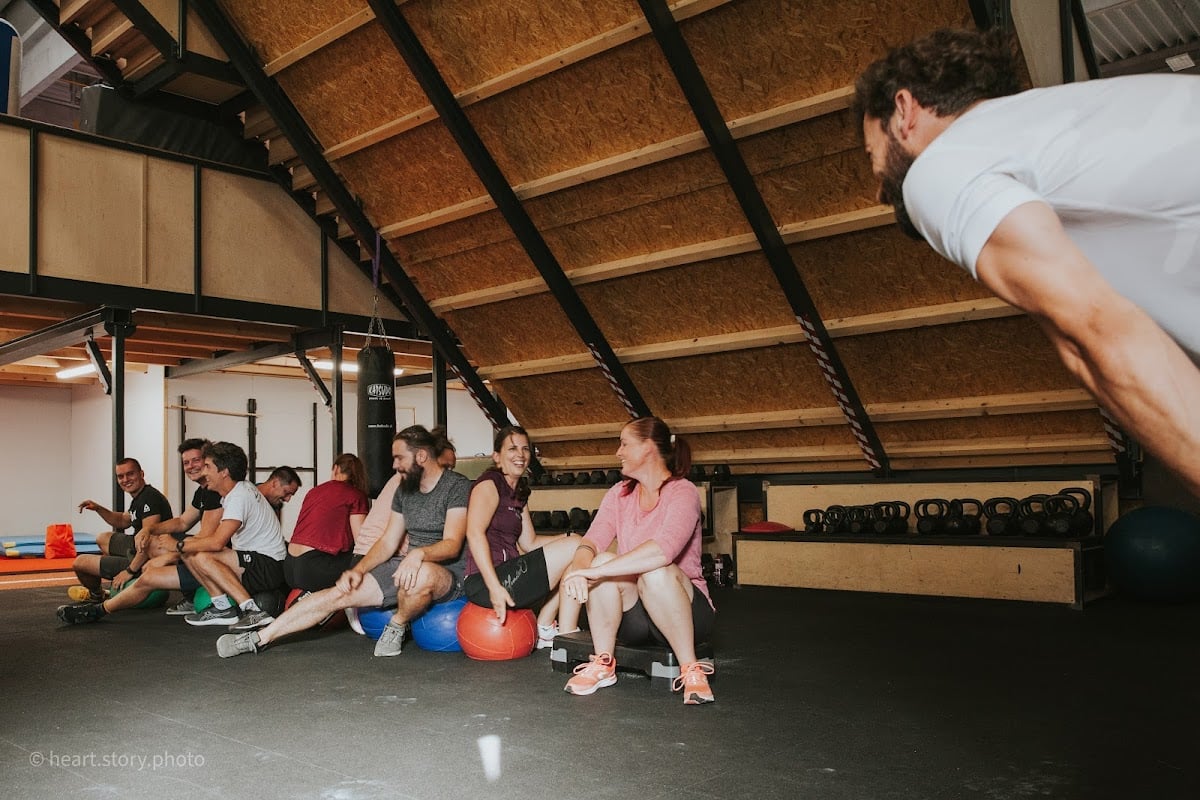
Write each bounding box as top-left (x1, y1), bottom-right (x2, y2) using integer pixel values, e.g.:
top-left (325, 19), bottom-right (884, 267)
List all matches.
top-left (674, 661), bottom-right (715, 705)
top-left (564, 653), bottom-right (617, 695)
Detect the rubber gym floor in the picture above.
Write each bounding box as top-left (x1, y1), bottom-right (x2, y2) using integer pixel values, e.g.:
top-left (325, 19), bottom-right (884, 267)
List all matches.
top-left (2, 583), bottom-right (1198, 800)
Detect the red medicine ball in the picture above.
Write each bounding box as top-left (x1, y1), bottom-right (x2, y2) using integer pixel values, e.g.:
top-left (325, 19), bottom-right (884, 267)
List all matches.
top-left (456, 602), bottom-right (537, 661)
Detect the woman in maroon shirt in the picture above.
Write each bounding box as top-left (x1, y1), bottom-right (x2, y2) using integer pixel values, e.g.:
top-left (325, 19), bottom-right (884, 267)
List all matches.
top-left (284, 453), bottom-right (369, 593)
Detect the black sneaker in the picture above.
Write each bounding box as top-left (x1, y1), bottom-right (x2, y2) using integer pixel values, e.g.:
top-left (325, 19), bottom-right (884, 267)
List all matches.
top-left (184, 605), bottom-right (239, 627)
top-left (228, 609), bottom-right (274, 632)
top-left (57, 603), bottom-right (105, 625)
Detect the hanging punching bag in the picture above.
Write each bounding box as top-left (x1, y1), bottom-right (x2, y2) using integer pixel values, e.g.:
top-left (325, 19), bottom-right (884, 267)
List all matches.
top-left (357, 345), bottom-right (396, 498)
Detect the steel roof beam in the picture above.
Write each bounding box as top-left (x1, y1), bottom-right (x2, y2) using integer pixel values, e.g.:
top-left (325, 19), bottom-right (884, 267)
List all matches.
top-left (365, 0), bottom-right (651, 422)
top-left (188, 0), bottom-right (512, 433)
top-left (637, 0), bottom-right (890, 474)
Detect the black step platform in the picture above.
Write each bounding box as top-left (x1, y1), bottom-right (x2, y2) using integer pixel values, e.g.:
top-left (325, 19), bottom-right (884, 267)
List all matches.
top-left (549, 630), bottom-right (714, 687)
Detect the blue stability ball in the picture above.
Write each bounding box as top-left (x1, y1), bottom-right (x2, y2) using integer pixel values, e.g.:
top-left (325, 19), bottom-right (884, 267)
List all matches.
top-left (411, 596), bottom-right (467, 652)
top-left (1105, 506), bottom-right (1200, 601)
top-left (355, 606), bottom-right (395, 640)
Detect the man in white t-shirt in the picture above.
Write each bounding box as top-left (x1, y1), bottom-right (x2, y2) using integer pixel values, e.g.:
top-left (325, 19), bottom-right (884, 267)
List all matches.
top-left (855, 27), bottom-right (1200, 497)
top-left (178, 442), bottom-right (288, 631)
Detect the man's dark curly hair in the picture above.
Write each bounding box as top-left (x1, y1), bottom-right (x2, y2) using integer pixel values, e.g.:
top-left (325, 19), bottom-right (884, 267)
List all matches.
top-left (854, 28), bottom-right (1021, 125)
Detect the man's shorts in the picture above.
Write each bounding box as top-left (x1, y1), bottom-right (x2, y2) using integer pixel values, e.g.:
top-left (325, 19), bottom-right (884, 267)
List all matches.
top-left (107, 530), bottom-right (136, 558)
top-left (99, 554), bottom-right (132, 580)
top-left (284, 549), bottom-right (352, 592)
top-left (237, 550), bottom-right (286, 595)
top-left (368, 555), bottom-right (464, 608)
top-left (464, 548), bottom-right (550, 609)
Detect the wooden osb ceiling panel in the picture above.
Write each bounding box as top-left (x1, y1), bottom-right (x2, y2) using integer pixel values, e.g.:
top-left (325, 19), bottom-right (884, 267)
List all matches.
top-left (203, 0), bottom-right (1110, 474)
top-left (685, 0), bottom-right (973, 117)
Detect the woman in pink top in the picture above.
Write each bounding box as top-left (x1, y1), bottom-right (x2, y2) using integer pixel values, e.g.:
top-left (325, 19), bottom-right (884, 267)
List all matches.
top-left (560, 416), bottom-right (715, 705)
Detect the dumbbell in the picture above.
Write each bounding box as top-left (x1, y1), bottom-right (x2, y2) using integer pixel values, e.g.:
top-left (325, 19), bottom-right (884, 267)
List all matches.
top-left (530, 510), bottom-right (552, 529)
top-left (944, 498), bottom-right (982, 536)
top-left (605, 469), bottom-right (622, 485)
top-left (803, 508), bottom-right (825, 534)
top-left (983, 497), bottom-right (1021, 536)
top-left (914, 498), bottom-right (951, 535)
top-left (568, 507), bottom-right (592, 531)
top-left (1059, 487), bottom-right (1095, 536)
top-left (537, 473), bottom-right (555, 486)
top-left (1018, 494), bottom-right (1050, 536)
top-left (589, 470), bottom-right (606, 485)
top-left (872, 501), bottom-right (911, 536)
top-left (712, 464), bottom-right (732, 482)
top-left (689, 464), bottom-right (708, 482)
top-left (549, 510), bottom-right (570, 529)
top-left (575, 471), bottom-right (591, 485)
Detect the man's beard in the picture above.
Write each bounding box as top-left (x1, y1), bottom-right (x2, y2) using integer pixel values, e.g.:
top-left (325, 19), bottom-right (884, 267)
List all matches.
top-left (878, 130), bottom-right (925, 242)
top-left (401, 463), bottom-right (424, 493)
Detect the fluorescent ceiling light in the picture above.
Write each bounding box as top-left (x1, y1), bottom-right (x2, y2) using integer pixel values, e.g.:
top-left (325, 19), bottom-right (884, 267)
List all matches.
top-left (312, 360), bottom-right (404, 376)
top-left (56, 364), bottom-right (97, 379)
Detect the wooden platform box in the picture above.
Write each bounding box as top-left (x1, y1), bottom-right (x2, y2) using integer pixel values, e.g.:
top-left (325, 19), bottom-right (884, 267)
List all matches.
top-left (733, 533), bottom-right (1107, 610)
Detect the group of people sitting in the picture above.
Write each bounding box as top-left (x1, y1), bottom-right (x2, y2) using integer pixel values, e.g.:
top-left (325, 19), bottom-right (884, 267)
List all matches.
top-left (57, 416), bottom-right (717, 705)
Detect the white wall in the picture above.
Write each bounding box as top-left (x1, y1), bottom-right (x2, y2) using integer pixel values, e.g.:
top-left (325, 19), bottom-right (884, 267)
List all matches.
top-left (0, 367), bottom-right (493, 542)
top-left (0, 385), bottom-right (75, 539)
top-left (70, 367), bottom-right (167, 517)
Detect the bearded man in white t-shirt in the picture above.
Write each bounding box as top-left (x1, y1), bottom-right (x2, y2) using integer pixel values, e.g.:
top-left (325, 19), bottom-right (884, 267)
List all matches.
top-left (855, 27), bottom-right (1200, 497)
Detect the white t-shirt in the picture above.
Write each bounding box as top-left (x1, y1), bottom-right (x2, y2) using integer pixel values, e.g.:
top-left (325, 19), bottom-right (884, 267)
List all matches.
top-left (903, 74), bottom-right (1200, 358)
top-left (222, 480), bottom-right (285, 561)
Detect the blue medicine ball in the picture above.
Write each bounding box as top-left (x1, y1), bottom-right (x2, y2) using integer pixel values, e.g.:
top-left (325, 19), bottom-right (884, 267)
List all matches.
top-left (355, 606), bottom-right (395, 640)
top-left (1106, 505), bottom-right (1200, 602)
top-left (411, 596), bottom-right (467, 652)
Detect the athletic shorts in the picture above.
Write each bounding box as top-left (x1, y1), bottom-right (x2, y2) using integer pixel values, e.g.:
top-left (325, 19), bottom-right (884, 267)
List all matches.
top-left (177, 562), bottom-right (200, 594)
top-left (368, 555), bottom-right (464, 608)
top-left (99, 554), bottom-right (132, 580)
top-left (616, 588), bottom-right (715, 647)
top-left (284, 550), bottom-right (352, 593)
top-left (107, 531), bottom-right (136, 558)
top-left (237, 550), bottom-right (286, 595)
top-left (464, 548), bottom-right (550, 610)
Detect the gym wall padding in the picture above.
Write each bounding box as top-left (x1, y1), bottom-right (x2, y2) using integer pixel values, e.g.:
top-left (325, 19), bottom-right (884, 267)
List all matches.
top-left (217, 0), bottom-right (1107, 474)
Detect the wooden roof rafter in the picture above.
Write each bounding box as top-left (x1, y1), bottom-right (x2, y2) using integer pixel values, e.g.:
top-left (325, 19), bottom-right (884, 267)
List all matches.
top-left (430, 205), bottom-right (891, 313)
top-left (526, 389), bottom-right (1099, 442)
top-left (476, 298), bottom-right (1023, 381)
top-left (319, 85), bottom-right (857, 227)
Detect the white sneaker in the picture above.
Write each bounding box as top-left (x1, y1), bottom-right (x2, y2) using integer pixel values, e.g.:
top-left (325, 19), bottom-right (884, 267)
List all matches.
top-left (536, 622), bottom-right (559, 650)
top-left (345, 607), bottom-right (364, 635)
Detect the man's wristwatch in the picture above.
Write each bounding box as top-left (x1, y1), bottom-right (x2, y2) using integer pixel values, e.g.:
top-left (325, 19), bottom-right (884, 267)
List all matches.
top-left (176, 539), bottom-right (186, 553)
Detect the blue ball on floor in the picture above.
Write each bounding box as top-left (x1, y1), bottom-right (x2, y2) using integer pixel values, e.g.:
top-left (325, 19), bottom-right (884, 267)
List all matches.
top-left (412, 596), bottom-right (467, 652)
top-left (355, 606), bottom-right (396, 640)
top-left (1106, 505), bottom-right (1200, 601)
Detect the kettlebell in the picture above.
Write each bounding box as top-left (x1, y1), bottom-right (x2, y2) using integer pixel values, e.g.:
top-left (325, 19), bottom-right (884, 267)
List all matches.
top-left (983, 497), bottom-right (1020, 536)
top-left (914, 498), bottom-right (951, 535)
